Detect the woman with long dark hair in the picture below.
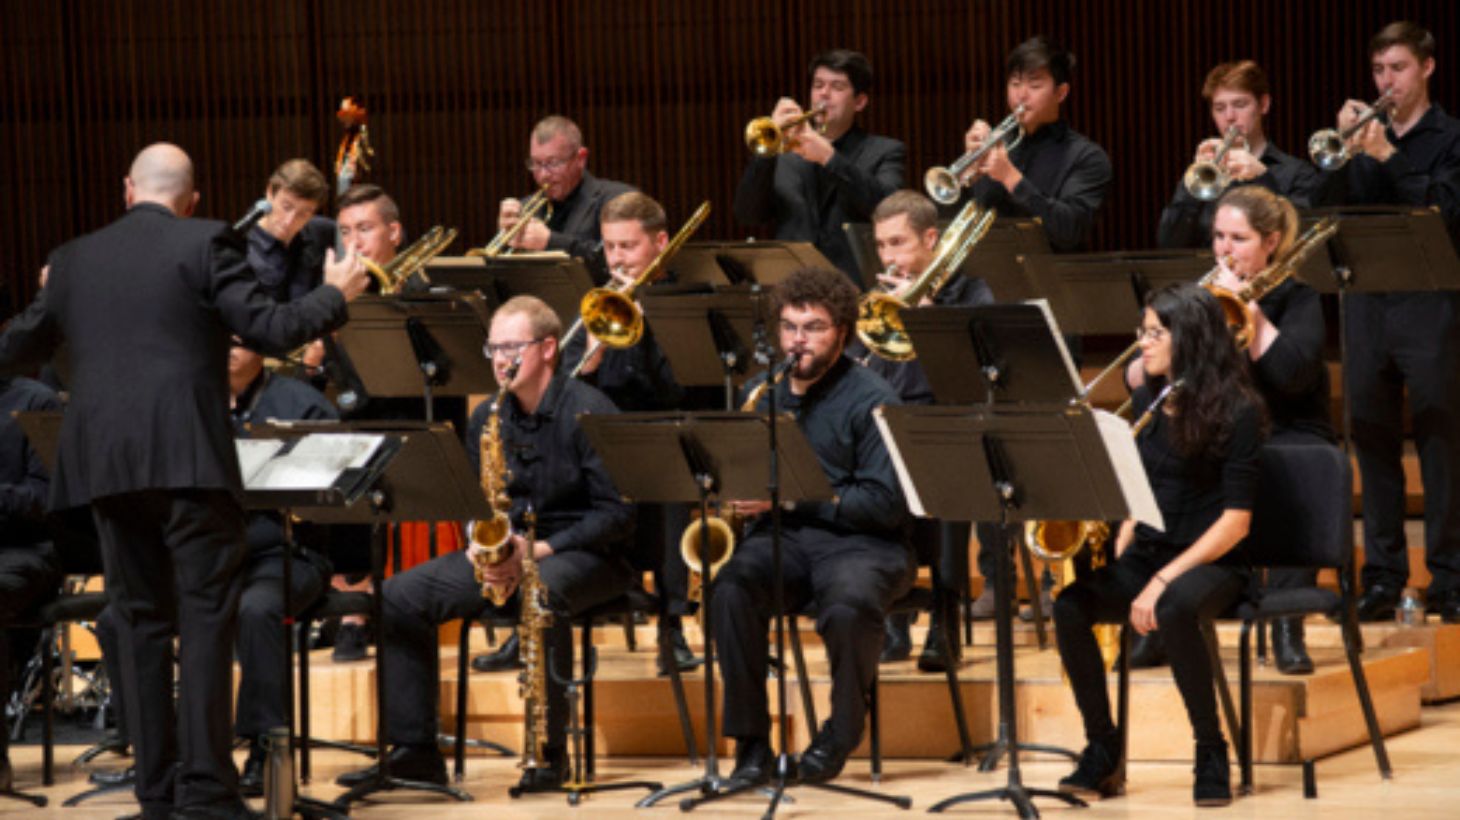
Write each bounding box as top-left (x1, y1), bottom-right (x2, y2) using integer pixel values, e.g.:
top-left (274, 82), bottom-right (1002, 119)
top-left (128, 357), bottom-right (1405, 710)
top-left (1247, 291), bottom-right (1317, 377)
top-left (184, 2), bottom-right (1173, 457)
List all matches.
top-left (1056, 282), bottom-right (1268, 807)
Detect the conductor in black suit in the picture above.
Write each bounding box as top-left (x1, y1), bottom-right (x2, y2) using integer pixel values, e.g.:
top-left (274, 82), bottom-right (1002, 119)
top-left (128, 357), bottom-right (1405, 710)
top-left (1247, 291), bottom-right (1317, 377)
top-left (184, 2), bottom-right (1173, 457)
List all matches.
top-left (0, 142), bottom-right (370, 819)
top-left (734, 49), bottom-right (907, 282)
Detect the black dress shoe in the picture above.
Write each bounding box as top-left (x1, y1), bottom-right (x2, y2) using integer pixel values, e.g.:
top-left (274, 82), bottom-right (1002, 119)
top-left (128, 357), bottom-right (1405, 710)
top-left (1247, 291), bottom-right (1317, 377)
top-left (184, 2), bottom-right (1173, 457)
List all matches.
top-left (335, 744), bottom-right (447, 788)
top-left (1271, 617), bottom-right (1314, 675)
top-left (1192, 741), bottom-right (1232, 807)
top-left (1356, 584), bottom-right (1401, 622)
top-left (656, 626), bottom-right (702, 676)
top-left (331, 622), bottom-right (370, 662)
top-left (238, 742), bottom-right (266, 798)
top-left (796, 722), bottom-right (852, 785)
top-left (917, 606), bottom-right (961, 673)
top-left (1125, 630), bottom-right (1167, 669)
top-left (0, 755), bottom-right (11, 791)
top-left (1440, 591), bottom-right (1460, 625)
top-left (89, 765), bottom-right (136, 786)
top-left (471, 631), bottom-right (523, 673)
top-left (172, 801), bottom-right (262, 819)
top-left (727, 737), bottom-right (774, 786)
top-left (880, 614), bottom-right (912, 663)
top-left (510, 747), bottom-right (568, 794)
top-left (1058, 735), bottom-right (1124, 799)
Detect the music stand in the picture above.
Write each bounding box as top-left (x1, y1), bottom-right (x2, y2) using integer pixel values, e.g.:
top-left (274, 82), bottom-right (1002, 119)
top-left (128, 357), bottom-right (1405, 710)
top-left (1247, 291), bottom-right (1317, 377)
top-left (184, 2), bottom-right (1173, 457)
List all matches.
top-left (249, 421), bottom-right (489, 808)
top-left (1019, 249), bottom-right (1214, 337)
top-left (638, 286), bottom-right (764, 408)
top-left (843, 218), bottom-right (1048, 297)
top-left (672, 241), bottom-right (833, 288)
top-left (877, 403), bottom-right (1159, 818)
top-left (425, 254), bottom-right (595, 325)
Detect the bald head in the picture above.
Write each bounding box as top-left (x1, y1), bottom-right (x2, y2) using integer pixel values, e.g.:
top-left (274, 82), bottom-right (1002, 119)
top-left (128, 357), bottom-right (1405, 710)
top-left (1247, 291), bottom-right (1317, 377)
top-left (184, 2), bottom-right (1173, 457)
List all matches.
top-left (126, 143), bottom-right (198, 215)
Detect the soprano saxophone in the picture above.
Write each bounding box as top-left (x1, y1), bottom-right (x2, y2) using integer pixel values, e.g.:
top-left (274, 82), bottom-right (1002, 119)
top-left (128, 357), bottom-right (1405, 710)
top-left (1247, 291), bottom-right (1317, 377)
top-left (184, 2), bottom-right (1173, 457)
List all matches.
top-left (516, 505), bottom-right (552, 770)
top-left (470, 356), bottom-right (521, 607)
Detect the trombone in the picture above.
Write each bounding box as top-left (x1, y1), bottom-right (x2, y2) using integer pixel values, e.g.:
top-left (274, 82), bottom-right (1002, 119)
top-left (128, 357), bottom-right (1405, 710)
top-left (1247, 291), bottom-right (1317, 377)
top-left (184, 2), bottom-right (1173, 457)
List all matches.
top-left (1183, 126), bottom-right (1246, 201)
top-left (563, 201), bottom-right (712, 377)
top-left (1309, 89), bottom-right (1395, 171)
top-left (468, 185), bottom-right (553, 257)
top-left (744, 103), bottom-right (828, 157)
top-left (854, 200), bottom-right (997, 362)
top-left (362, 225), bottom-right (459, 294)
top-left (924, 105), bottom-right (1026, 205)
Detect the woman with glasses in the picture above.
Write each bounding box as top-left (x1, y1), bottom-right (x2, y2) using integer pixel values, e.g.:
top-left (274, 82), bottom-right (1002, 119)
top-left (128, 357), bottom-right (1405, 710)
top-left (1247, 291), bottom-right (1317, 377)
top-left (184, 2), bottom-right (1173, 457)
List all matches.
top-left (1056, 282), bottom-right (1268, 807)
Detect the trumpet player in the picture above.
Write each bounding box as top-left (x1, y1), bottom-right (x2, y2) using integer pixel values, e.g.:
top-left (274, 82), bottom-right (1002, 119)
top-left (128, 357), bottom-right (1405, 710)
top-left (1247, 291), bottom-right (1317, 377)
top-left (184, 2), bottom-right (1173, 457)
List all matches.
top-left (248, 159), bottom-right (339, 372)
top-left (733, 49), bottom-right (906, 282)
top-left (1312, 22), bottom-right (1460, 626)
top-left (849, 190), bottom-right (990, 671)
top-left (335, 295), bottom-right (634, 794)
top-left (1158, 61), bottom-right (1318, 249)
top-left (959, 36), bottom-right (1111, 252)
top-left (495, 115), bottom-right (633, 283)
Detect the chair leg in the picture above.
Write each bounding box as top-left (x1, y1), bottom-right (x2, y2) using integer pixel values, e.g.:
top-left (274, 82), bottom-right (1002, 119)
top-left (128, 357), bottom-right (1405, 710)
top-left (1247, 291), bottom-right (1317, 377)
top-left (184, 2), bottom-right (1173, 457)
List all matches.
top-left (1201, 622), bottom-right (1241, 752)
top-left (939, 603), bottom-right (974, 762)
top-left (581, 622), bottom-right (597, 782)
top-left (869, 674), bottom-right (882, 783)
top-left (622, 613), bottom-right (636, 652)
top-left (299, 620), bottom-right (313, 783)
top-left (1016, 539), bottom-right (1048, 650)
top-left (1341, 607), bottom-right (1391, 778)
top-left (455, 617), bottom-right (471, 781)
top-left (658, 615), bottom-right (699, 766)
top-left (1239, 620), bottom-right (1254, 795)
top-left (787, 617), bottom-right (818, 732)
top-left (1117, 625), bottom-right (1131, 772)
top-left (41, 626), bottom-right (55, 786)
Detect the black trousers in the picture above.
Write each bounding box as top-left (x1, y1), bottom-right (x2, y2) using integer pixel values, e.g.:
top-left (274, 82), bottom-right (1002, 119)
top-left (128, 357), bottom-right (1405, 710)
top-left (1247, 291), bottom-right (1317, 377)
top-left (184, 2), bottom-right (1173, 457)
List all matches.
top-left (1347, 292), bottom-right (1460, 597)
top-left (712, 524), bottom-right (914, 749)
top-left (1053, 541), bottom-right (1245, 748)
top-left (910, 518), bottom-right (971, 615)
top-left (233, 547), bottom-right (327, 739)
top-left (632, 502), bottom-right (691, 618)
top-left (90, 489), bottom-right (249, 814)
top-left (379, 548), bottom-right (634, 750)
top-left (0, 545), bottom-right (61, 761)
top-left (93, 605), bottom-right (129, 746)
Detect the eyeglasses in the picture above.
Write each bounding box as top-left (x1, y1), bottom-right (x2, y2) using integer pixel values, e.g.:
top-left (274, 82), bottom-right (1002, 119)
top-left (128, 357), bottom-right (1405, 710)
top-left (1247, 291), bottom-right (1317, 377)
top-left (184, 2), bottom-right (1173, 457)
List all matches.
top-left (524, 155), bottom-right (574, 173)
top-left (483, 338), bottom-right (544, 358)
top-left (779, 320), bottom-right (834, 338)
top-left (1135, 326), bottom-right (1169, 343)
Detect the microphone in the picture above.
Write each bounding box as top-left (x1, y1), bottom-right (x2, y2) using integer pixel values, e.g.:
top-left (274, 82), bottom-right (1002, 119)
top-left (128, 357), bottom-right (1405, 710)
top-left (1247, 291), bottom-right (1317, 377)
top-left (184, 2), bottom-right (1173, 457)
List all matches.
top-left (232, 198), bottom-right (273, 234)
top-left (773, 349), bottom-right (805, 380)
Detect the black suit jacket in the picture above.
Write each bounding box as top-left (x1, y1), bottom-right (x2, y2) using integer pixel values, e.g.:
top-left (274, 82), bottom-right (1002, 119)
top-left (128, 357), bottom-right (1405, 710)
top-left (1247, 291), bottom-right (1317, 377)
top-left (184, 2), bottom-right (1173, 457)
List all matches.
top-left (734, 126), bottom-right (906, 280)
top-left (541, 171), bottom-right (636, 284)
top-left (0, 203), bottom-right (348, 508)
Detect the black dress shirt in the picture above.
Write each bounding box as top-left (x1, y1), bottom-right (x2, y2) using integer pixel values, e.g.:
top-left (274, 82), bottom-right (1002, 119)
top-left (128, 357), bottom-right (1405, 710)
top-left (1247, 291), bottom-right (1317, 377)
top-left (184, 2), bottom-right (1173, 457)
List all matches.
top-left (247, 217), bottom-right (337, 303)
top-left (1157, 143), bottom-right (1320, 249)
top-left (734, 126), bottom-right (907, 281)
top-left (1131, 384), bottom-right (1264, 553)
top-left (1249, 279), bottom-right (1333, 442)
top-left (741, 355), bottom-right (905, 540)
top-left (0, 376), bottom-right (60, 549)
top-left (967, 120), bottom-right (1113, 252)
top-left (538, 172), bottom-right (636, 284)
top-left (1314, 104), bottom-right (1460, 250)
top-left (465, 375), bottom-right (632, 554)
top-left (563, 324), bottom-right (684, 412)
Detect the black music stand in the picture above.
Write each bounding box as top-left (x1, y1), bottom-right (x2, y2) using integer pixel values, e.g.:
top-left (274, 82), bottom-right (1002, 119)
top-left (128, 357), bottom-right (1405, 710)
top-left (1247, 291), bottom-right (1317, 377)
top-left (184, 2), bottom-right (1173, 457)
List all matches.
top-left (424, 254), bottom-right (595, 325)
top-left (672, 241), bottom-right (833, 288)
top-left (1019, 249), bottom-right (1214, 337)
top-left (878, 403), bottom-right (1157, 819)
top-left (844, 218), bottom-right (1048, 297)
top-left (250, 421), bottom-right (489, 808)
top-left (638, 286), bottom-right (763, 409)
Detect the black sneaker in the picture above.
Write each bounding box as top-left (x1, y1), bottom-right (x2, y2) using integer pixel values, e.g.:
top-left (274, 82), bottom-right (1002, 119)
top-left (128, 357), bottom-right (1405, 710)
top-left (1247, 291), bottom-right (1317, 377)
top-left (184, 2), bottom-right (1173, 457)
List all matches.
top-left (1058, 737), bottom-right (1124, 799)
top-left (1193, 741), bottom-right (1232, 807)
top-left (331, 622), bottom-right (370, 662)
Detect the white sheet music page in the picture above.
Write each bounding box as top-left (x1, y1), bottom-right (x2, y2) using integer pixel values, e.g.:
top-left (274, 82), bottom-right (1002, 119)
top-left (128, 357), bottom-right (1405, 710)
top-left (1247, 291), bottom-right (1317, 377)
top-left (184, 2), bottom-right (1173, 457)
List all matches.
top-left (873, 407), bottom-right (927, 518)
top-left (241, 433), bottom-right (388, 491)
top-left (1093, 410), bottom-right (1164, 532)
top-left (1025, 298), bottom-right (1084, 395)
top-left (235, 439), bottom-right (287, 486)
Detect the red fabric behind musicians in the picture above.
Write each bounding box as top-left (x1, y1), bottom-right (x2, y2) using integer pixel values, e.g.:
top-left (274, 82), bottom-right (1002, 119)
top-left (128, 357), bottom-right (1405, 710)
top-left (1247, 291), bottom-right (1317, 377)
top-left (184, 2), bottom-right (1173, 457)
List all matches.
top-left (389, 521), bottom-right (465, 577)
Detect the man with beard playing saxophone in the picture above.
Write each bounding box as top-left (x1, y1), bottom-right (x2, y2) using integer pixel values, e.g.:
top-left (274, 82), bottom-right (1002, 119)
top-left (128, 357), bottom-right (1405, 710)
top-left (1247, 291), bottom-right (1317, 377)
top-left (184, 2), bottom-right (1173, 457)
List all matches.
top-left (335, 295), bottom-right (633, 793)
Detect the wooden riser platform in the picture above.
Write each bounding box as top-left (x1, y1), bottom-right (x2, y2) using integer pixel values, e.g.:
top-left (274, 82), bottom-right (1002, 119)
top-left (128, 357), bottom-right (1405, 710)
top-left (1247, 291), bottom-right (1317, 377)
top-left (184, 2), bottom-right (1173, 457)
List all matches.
top-left (290, 618), bottom-right (1432, 768)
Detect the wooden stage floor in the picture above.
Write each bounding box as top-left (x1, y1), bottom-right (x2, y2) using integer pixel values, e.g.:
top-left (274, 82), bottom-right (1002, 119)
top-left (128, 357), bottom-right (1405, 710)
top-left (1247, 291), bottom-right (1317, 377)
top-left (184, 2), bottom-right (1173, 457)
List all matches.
top-left (5, 697), bottom-right (1459, 819)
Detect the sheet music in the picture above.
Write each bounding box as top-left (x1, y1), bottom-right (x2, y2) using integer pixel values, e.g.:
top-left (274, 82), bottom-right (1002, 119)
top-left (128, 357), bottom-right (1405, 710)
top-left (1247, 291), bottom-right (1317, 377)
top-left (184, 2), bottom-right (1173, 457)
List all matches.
top-left (235, 439), bottom-right (287, 485)
top-left (1025, 298), bottom-right (1084, 395)
top-left (1093, 410), bottom-right (1164, 532)
top-left (238, 433), bottom-right (388, 491)
top-left (874, 407), bottom-right (927, 518)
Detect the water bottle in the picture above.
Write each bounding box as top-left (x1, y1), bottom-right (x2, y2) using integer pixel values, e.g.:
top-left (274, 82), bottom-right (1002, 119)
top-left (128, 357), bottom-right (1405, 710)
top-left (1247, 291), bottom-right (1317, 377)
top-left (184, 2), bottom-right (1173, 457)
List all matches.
top-left (1397, 588), bottom-right (1425, 627)
top-left (261, 725), bottom-right (294, 819)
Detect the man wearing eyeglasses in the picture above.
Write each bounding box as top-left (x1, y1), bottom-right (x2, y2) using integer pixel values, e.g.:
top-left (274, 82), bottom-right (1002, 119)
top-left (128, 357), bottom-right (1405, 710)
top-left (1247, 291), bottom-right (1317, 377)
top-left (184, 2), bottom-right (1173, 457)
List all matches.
top-left (712, 267), bottom-right (911, 787)
top-left (336, 295), bottom-right (634, 793)
top-left (495, 115), bottom-right (634, 283)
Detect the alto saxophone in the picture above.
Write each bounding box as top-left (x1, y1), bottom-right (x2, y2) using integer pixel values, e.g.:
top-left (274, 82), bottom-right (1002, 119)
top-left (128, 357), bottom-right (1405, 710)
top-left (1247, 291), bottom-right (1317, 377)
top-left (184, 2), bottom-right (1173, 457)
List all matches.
top-left (470, 356), bottom-right (522, 607)
top-left (516, 506), bottom-right (552, 770)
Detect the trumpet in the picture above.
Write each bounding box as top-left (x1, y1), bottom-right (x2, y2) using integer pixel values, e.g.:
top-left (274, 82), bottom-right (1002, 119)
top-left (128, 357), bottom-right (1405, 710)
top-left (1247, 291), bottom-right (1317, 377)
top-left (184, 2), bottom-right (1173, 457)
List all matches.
top-left (1309, 89), bottom-right (1395, 171)
top-left (564, 201), bottom-right (711, 377)
top-left (362, 225), bottom-right (458, 294)
top-left (855, 200), bottom-right (997, 361)
top-left (744, 103), bottom-right (828, 156)
top-left (468, 185), bottom-right (553, 257)
top-left (924, 105), bottom-right (1026, 205)
top-left (1183, 125), bottom-right (1246, 201)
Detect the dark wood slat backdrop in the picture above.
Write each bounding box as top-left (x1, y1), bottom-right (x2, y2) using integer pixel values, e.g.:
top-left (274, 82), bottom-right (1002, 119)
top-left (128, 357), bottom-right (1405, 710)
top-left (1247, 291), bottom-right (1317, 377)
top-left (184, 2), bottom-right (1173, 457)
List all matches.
top-left (2, 0), bottom-right (1454, 313)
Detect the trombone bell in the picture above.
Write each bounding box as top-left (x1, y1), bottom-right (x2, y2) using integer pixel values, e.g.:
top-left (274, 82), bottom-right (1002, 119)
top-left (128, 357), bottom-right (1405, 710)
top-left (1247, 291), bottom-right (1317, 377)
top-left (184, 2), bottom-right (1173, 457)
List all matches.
top-left (855, 293), bottom-right (914, 362)
top-left (579, 289), bottom-right (644, 350)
